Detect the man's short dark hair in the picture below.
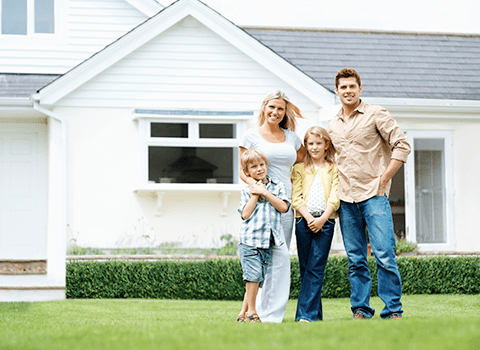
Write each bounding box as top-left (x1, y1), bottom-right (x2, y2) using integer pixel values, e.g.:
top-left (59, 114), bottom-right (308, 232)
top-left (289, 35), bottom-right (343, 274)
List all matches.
top-left (335, 68), bottom-right (362, 88)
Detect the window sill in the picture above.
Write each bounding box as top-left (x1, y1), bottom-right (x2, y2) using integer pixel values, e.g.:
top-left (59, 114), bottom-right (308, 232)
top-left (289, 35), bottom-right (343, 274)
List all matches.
top-left (135, 184), bottom-right (242, 216)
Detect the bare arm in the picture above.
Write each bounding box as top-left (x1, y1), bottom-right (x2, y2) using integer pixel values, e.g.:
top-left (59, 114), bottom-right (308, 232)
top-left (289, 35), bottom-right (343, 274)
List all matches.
top-left (298, 204), bottom-right (335, 233)
top-left (241, 194), bottom-right (260, 220)
top-left (378, 158), bottom-right (403, 196)
top-left (296, 205), bottom-right (314, 222)
top-left (295, 144), bottom-right (306, 165)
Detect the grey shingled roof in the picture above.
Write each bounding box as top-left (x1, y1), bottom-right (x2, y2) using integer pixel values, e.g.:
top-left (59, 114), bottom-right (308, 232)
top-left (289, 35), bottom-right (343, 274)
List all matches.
top-left (0, 74), bottom-right (59, 98)
top-left (245, 28), bottom-right (480, 100)
top-left (1, 29), bottom-right (480, 101)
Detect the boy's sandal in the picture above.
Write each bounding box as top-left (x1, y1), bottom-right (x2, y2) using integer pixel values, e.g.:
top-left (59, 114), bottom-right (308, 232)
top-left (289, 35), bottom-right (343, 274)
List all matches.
top-left (237, 314), bottom-right (246, 323)
top-left (246, 313), bottom-right (261, 323)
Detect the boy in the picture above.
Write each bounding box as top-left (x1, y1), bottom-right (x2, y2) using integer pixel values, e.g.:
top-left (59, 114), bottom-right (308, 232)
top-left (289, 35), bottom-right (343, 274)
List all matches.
top-left (237, 148), bottom-right (289, 323)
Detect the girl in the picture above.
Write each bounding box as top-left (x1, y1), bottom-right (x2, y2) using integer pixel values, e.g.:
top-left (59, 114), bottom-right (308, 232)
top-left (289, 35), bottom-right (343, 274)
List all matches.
top-left (291, 126), bottom-right (340, 322)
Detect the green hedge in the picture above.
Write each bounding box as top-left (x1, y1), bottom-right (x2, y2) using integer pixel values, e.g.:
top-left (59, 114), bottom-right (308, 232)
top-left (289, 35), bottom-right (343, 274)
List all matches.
top-left (66, 256), bottom-right (480, 300)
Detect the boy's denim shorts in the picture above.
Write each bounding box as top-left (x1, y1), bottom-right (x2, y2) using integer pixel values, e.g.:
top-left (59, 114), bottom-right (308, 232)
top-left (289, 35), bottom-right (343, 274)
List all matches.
top-left (239, 243), bottom-right (273, 287)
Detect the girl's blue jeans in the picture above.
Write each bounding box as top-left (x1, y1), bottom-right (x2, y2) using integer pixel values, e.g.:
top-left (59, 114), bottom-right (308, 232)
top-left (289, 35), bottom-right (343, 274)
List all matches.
top-left (294, 216), bottom-right (335, 321)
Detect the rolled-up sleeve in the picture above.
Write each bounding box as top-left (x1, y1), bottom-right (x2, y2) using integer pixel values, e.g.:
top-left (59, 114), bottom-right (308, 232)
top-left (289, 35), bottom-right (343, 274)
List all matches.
top-left (375, 108), bottom-right (411, 163)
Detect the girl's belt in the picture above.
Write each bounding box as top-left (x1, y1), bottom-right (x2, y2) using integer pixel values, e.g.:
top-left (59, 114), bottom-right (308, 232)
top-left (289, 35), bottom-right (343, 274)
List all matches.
top-left (310, 210), bottom-right (324, 218)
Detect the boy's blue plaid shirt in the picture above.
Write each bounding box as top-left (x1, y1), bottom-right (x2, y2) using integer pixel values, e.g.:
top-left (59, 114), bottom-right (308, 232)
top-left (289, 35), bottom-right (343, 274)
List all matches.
top-left (238, 177), bottom-right (290, 249)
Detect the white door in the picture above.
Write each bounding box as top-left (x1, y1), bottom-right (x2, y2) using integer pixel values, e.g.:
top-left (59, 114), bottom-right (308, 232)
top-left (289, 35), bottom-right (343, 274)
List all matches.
top-left (0, 123), bottom-right (48, 259)
top-left (405, 130), bottom-right (455, 251)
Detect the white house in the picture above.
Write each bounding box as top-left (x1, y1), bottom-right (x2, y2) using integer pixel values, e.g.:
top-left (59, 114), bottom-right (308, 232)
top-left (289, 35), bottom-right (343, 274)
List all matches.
top-left (1, 0), bottom-right (479, 301)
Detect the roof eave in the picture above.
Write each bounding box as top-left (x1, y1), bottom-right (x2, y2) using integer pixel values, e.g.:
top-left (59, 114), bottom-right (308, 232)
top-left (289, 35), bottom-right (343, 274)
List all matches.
top-left (362, 97), bottom-right (480, 118)
top-left (0, 97), bottom-right (33, 108)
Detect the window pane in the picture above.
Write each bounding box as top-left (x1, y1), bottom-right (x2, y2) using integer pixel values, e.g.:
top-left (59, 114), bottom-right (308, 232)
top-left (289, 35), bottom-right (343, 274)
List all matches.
top-left (199, 124), bottom-right (235, 139)
top-left (35, 0), bottom-right (54, 33)
top-left (414, 139), bottom-right (446, 243)
top-left (2, 0), bottom-right (27, 35)
top-left (149, 147), bottom-right (234, 184)
top-left (151, 123), bottom-right (188, 138)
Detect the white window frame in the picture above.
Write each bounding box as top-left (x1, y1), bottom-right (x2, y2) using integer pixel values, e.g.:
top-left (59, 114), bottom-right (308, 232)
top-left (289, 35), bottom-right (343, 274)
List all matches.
top-left (134, 110), bottom-right (251, 192)
top-left (0, 0), bottom-right (66, 44)
top-left (404, 130), bottom-right (455, 251)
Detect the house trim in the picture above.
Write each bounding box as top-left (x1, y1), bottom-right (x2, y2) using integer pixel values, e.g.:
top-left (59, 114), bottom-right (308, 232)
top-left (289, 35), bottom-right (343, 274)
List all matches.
top-left (124, 0), bottom-right (164, 17)
top-left (33, 0), bottom-right (335, 108)
top-left (362, 97), bottom-right (480, 118)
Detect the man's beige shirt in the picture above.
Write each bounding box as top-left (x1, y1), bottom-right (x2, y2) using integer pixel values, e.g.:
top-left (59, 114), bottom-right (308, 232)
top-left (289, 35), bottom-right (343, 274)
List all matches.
top-left (326, 100), bottom-right (411, 203)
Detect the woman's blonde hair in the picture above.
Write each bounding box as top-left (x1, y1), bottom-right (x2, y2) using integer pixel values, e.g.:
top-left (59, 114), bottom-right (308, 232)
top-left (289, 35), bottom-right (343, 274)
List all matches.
top-left (257, 90), bottom-right (304, 132)
top-left (303, 126), bottom-right (336, 169)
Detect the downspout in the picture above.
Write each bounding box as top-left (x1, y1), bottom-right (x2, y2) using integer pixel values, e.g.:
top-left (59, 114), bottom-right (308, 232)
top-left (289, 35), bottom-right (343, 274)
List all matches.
top-left (32, 100), bottom-right (68, 265)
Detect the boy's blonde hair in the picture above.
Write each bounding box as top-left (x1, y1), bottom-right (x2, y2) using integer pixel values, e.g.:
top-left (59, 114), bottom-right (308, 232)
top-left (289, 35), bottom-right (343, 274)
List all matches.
top-left (241, 148), bottom-right (268, 174)
top-left (257, 90), bottom-right (304, 132)
top-left (303, 126), bottom-right (336, 169)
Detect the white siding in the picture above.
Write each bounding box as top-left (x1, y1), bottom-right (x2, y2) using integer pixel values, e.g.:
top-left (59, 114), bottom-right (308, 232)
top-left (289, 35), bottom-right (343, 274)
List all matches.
top-left (398, 116), bottom-right (480, 252)
top-left (0, 0), bottom-right (147, 74)
top-left (57, 16), bottom-right (320, 112)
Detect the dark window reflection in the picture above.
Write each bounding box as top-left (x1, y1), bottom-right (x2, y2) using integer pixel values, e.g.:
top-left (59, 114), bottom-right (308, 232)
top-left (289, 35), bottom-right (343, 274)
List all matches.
top-left (199, 124), bottom-right (235, 139)
top-left (151, 123), bottom-right (188, 138)
top-left (149, 147), bottom-right (234, 184)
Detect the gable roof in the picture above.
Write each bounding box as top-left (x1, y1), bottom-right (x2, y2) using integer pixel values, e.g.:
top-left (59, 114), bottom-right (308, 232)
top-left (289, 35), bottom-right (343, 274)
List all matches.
top-left (33, 0), bottom-right (334, 107)
top-left (245, 27), bottom-right (480, 101)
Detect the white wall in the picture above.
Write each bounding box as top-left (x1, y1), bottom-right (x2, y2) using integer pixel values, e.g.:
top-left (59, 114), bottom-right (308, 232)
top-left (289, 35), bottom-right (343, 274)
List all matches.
top-left (396, 114), bottom-right (480, 252)
top-left (0, 0), bottom-right (147, 74)
top-left (56, 16), bottom-right (320, 112)
top-left (62, 106), bottom-right (243, 249)
top-left (61, 106), bottom-right (320, 251)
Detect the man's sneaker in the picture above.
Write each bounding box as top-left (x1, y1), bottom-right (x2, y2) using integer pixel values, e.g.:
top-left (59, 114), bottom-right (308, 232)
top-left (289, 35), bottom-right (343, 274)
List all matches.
top-left (353, 311), bottom-right (366, 320)
top-left (389, 314), bottom-right (402, 320)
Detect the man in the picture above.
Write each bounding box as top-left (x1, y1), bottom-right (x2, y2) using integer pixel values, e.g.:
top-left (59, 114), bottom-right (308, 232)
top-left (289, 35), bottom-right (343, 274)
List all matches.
top-left (326, 68), bottom-right (410, 320)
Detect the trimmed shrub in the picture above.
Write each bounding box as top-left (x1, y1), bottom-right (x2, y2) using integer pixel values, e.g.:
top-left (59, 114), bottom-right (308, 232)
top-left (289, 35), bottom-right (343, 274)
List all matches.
top-left (66, 256), bottom-right (480, 300)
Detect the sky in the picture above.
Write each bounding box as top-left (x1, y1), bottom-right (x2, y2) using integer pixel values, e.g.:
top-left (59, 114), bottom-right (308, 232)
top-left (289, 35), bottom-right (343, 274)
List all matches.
top-left (162, 0), bottom-right (480, 34)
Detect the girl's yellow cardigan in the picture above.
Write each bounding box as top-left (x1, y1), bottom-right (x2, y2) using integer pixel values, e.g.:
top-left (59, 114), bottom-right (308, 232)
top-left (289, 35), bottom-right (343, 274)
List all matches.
top-left (291, 162), bottom-right (340, 219)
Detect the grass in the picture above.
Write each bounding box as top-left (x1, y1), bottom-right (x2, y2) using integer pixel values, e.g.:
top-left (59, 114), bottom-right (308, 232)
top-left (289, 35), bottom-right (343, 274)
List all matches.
top-left (0, 295), bottom-right (479, 350)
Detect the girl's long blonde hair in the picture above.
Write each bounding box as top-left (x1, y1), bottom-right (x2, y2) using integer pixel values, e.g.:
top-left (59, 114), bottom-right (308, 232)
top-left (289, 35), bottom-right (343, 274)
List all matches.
top-left (257, 90), bottom-right (304, 132)
top-left (303, 126), bottom-right (336, 170)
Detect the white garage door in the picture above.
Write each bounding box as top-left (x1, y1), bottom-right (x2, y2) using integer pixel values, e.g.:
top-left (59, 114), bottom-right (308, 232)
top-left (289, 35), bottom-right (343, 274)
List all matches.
top-left (0, 123), bottom-right (48, 259)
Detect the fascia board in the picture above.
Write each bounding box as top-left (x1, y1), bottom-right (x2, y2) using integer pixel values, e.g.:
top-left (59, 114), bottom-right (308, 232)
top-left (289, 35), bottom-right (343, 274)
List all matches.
top-left (36, 1), bottom-right (194, 105)
top-left (0, 97), bottom-right (32, 107)
top-left (362, 97), bottom-right (480, 119)
top-left (124, 0), bottom-right (163, 17)
top-left (183, 1), bottom-right (336, 108)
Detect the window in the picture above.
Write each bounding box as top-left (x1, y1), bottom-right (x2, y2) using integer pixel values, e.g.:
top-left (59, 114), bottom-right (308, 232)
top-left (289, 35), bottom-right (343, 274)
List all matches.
top-left (1, 0), bottom-right (54, 35)
top-left (136, 110), bottom-right (251, 187)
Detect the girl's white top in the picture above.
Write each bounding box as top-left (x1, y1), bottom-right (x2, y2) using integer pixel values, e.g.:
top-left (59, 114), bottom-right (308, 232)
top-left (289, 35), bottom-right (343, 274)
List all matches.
top-left (307, 166), bottom-right (326, 213)
top-left (240, 128), bottom-right (302, 198)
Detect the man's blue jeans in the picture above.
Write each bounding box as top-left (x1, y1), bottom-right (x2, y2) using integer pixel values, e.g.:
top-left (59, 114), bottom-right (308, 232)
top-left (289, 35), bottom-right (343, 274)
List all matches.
top-left (339, 195), bottom-right (403, 319)
top-left (294, 216), bottom-right (335, 321)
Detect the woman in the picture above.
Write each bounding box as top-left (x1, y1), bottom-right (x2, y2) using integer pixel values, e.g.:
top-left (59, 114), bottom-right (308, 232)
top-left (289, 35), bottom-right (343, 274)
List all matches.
top-left (238, 90), bottom-right (305, 323)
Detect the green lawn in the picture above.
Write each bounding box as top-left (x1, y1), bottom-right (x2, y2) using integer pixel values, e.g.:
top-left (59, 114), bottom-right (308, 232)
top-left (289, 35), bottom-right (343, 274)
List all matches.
top-left (1, 295), bottom-right (479, 350)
